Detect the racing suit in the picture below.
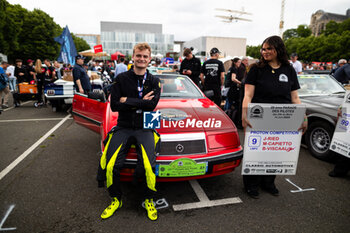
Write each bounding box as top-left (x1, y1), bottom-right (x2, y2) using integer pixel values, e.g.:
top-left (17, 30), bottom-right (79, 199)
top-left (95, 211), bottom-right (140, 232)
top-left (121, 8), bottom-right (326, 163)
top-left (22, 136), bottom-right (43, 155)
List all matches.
top-left (97, 69), bottom-right (161, 200)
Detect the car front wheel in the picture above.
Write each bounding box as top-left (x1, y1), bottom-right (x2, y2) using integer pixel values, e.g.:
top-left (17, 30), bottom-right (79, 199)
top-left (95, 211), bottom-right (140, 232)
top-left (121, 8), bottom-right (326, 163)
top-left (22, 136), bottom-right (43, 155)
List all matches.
top-left (305, 120), bottom-right (335, 161)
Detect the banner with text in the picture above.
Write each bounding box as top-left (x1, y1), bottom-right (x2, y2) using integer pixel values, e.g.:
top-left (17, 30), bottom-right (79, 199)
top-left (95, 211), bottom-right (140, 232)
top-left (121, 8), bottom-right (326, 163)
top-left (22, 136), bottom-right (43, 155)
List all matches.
top-left (330, 90), bottom-right (350, 158)
top-left (242, 103), bottom-right (306, 175)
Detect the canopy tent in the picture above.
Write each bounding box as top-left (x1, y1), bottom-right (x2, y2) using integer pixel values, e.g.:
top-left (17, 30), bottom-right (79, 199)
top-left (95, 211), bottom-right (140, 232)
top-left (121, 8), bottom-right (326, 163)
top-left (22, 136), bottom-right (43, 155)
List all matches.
top-left (79, 49), bottom-right (109, 57)
top-left (111, 51), bottom-right (125, 61)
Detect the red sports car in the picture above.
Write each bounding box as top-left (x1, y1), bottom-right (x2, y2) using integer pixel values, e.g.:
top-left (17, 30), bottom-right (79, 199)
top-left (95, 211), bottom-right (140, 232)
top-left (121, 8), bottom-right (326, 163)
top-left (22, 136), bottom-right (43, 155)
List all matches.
top-left (72, 74), bottom-right (243, 181)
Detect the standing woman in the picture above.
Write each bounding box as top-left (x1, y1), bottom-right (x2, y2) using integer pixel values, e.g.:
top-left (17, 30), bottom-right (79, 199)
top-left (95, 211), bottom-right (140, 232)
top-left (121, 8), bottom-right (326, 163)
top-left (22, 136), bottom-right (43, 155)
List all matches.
top-left (34, 59), bottom-right (45, 107)
top-left (241, 36), bottom-right (307, 198)
top-left (226, 58), bottom-right (242, 124)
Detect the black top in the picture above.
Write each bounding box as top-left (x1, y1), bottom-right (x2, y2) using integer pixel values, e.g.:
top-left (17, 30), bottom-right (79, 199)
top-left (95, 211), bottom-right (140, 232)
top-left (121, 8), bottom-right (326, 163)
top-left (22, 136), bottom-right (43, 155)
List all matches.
top-left (245, 64), bottom-right (300, 104)
top-left (14, 66), bottom-right (27, 83)
top-left (73, 64), bottom-right (91, 92)
top-left (110, 69), bottom-right (161, 129)
top-left (25, 65), bottom-right (35, 82)
top-left (179, 55), bottom-right (201, 85)
top-left (44, 66), bottom-right (56, 83)
top-left (334, 63), bottom-right (350, 84)
top-left (237, 63), bottom-right (247, 84)
top-left (201, 59), bottom-right (225, 87)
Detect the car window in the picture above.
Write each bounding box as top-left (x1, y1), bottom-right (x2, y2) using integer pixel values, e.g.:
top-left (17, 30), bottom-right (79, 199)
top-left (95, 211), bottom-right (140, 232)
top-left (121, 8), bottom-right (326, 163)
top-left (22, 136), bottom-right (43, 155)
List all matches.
top-left (155, 75), bottom-right (203, 98)
top-left (298, 75), bottom-right (345, 95)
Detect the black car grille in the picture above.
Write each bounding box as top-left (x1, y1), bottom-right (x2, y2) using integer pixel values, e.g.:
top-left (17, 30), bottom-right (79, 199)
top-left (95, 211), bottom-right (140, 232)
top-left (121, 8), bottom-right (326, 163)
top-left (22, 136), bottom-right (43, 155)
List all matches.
top-left (159, 139), bottom-right (206, 156)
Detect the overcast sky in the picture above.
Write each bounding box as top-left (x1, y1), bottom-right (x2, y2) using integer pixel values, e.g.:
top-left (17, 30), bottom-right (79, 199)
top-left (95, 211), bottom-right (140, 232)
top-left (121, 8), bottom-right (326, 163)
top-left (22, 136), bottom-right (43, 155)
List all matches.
top-left (7, 0), bottom-right (350, 46)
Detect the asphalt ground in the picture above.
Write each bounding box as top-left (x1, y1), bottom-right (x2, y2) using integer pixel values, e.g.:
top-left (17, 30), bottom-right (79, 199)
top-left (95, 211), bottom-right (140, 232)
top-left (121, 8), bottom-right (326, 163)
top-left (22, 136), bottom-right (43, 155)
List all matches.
top-left (0, 99), bottom-right (349, 233)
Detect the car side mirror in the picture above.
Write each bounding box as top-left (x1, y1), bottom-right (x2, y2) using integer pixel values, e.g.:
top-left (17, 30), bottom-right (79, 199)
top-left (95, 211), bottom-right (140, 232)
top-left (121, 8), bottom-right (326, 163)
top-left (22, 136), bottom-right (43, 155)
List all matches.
top-left (204, 90), bottom-right (214, 98)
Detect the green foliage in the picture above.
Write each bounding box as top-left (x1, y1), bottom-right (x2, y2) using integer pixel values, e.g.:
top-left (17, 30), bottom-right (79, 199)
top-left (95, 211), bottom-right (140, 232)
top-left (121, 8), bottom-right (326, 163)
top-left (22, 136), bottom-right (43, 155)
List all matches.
top-left (283, 29), bottom-right (298, 41)
top-left (71, 34), bottom-right (90, 52)
top-left (0, 0), bottom-right (90, 63)
top-left (246, 45), bottom-right (261, 59)
top-left (283, 25), bottom-right (311, 40)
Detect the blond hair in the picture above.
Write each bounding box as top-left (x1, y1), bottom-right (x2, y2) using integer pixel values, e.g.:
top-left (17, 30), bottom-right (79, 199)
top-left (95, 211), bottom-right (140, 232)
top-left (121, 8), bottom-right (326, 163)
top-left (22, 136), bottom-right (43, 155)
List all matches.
top-left (34, 59), bottom-right (42, 73)
top-left (133, 43), bottom-right (151, 55)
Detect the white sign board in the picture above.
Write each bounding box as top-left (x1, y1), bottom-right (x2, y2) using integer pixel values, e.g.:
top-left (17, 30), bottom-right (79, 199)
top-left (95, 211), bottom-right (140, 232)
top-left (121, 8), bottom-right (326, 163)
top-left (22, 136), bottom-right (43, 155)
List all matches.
top-left (242, 103), bottom-right (306, 175)
top-left (330, 91), bottom-right (350, 158)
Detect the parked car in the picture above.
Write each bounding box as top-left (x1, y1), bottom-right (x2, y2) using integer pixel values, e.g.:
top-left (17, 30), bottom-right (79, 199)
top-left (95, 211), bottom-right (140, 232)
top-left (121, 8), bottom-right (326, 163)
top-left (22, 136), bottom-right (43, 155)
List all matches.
top-left (71, 74), bottom-right (243, 181)
top-left (298, 74), bottom-right (346, 160)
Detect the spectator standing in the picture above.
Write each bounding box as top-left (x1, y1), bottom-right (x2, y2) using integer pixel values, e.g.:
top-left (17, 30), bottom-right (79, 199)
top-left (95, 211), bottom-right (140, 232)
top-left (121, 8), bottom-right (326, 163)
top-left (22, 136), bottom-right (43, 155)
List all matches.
top-left (73, 55), bottom-right (91, 94)
top-left (242, 36), bottom-right (307, 198)
top-left (226, 58), bottom-right (242, 125)
top-left (330, 59), bottom-right (347, 75)
top-left (14, 59), bottom-right (27, 83)
top-left (26, 59), bottom-right (36, 83)
top-left (333, 60), bottom-right (350, 84)
top-left (6, 63), bottom-right (16, 92)
top-left (113, 57), bottom-right (128, 81)
top-left (290, 53), bottom-right (302, 74)
top-left (43, 59), bottom-right (56, 84)
top-left (180, 48), bottom-right (201, 86)
top-left (0, 61), bottom-right (10, 109)
top-left (200, 48), bottom-right (225, 107)
top-left (34, 59), bottom-right (46, 106)
top-left (54, 61), bottom-right (63, 79)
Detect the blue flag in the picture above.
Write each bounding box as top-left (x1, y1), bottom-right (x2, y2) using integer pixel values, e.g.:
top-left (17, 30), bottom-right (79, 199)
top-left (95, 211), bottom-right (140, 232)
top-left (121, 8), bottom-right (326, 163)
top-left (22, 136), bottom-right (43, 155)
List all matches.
top-left (54, 26), bottom-right (77, 65)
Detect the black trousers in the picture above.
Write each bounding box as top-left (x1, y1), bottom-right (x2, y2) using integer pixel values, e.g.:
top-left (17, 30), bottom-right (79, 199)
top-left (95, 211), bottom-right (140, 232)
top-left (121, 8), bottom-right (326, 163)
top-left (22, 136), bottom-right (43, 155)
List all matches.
top-left (206, 86), bottom-right (222, 107)
top-left (243, 175), bottom-right (276, 191)
top-left (102, 128), bottom-right (157, 200)
top-left (332, 155), bottom-right (350, 175)
top-left (37, 81), bottom-right (43, 102)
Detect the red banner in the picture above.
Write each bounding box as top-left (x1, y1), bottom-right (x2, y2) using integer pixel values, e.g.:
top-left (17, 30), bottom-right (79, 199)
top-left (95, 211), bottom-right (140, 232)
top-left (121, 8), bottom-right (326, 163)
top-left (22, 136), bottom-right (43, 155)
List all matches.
top-left (94, 44), bottom-right (103, 53)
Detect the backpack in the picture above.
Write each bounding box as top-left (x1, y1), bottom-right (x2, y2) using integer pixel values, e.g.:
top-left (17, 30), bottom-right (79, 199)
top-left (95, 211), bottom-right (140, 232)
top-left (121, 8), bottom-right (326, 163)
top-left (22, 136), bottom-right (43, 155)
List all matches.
top-left (0, 73), bottom-right (9, 90)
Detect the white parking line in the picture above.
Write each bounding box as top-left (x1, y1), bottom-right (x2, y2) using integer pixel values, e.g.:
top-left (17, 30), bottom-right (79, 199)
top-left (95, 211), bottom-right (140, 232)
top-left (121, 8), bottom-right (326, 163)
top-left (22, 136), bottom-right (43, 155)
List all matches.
top-left (0, 114), bottom-right (71, 181)
top-left (0, 118), bottom-right (71, 123)
top-left (2, 101), bottom-right (33, 112)
top-left (285, 178), bottom-right (316, 193)
top-left (172, 180), bottom-right (242, 211)
top-left (0, 205), bottom-right (16, 231)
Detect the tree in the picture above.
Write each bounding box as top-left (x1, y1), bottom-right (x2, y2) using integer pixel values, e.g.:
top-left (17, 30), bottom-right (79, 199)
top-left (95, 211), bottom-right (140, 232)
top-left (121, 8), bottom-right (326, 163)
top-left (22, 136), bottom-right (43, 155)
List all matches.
top-left (283, 29), bottom-right (298, 40)
top-left (296, 25), bottom-right (311, 38)
top-left (246, 45), bottom-right (261, 59)
top-left (71, 34), bottom-right (90, 52)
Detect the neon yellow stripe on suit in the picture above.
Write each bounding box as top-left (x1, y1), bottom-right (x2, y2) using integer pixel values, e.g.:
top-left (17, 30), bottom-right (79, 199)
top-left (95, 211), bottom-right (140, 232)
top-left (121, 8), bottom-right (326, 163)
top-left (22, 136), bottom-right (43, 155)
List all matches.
top-left (106, 143), bottom-right (123, 188)
top-left (100, 134), bottom-right (113, 170)
top-left (153, 131), bottom-right (160, 149)
top-left (140, 144), bottom-right (157, 192)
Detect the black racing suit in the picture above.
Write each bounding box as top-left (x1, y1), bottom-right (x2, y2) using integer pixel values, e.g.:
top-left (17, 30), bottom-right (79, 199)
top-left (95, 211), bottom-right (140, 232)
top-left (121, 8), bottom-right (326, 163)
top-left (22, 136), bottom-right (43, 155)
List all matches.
top-left (97, 69), bottom-right (161, 200)
top-left (180, 55), bottom-right (202, 86)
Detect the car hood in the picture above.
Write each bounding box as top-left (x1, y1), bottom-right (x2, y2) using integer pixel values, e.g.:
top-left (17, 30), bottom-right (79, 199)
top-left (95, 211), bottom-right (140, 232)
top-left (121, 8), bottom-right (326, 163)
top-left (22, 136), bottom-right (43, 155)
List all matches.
top-left (300, 94), bottom-right (344, 109)
top-left (154, 98), bottom-right (236, 133)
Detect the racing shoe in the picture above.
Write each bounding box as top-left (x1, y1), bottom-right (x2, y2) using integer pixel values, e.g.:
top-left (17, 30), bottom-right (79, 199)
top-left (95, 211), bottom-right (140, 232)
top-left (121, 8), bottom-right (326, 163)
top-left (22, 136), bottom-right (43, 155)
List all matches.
top-left (101, 197), bottom-right (122, 219)
top-left (144, 199), bottom-right (158, 221)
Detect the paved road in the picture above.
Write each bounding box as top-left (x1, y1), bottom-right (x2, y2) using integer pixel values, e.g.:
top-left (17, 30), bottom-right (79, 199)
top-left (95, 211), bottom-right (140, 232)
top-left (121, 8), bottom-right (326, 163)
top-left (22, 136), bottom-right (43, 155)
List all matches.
top-left (0, 101), bottom-right (349, 233)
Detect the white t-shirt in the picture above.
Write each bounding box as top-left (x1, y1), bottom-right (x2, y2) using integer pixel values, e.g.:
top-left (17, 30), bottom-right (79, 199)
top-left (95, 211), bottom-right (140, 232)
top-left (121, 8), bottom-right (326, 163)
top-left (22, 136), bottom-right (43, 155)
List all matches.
top-left (6, 65), bottom-right (15, 79)
top-left (291, 60), bottom-right (302, 73)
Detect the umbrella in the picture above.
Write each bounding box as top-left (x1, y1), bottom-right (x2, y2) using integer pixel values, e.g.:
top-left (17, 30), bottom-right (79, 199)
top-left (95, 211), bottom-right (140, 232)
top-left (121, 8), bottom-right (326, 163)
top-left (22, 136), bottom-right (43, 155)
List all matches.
top-left (79, 49), bottom-right (109, 57)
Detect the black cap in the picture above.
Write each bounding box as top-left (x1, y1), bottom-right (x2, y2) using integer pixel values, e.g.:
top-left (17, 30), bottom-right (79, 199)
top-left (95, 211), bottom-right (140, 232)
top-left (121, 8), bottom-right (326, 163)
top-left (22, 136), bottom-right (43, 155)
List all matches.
top-left (291, 53), bottom-right (298, 57)
top-left (76, 55), bottom-right (85, 60)
top-left (210, 47), bottom-right (221, 55)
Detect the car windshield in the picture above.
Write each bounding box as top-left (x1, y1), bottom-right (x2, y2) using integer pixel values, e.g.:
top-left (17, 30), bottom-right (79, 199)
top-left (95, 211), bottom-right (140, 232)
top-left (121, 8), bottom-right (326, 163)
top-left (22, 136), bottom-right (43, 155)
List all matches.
top-left (155, 75), bottom-right (204, 98)
top-left (297, 75), bottom-right (345, 96)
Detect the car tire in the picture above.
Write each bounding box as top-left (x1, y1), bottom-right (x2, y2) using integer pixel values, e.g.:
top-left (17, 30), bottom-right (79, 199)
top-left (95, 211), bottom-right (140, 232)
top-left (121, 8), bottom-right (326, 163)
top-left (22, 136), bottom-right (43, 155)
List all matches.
top-left (305, 120), bottom-right (335, 161)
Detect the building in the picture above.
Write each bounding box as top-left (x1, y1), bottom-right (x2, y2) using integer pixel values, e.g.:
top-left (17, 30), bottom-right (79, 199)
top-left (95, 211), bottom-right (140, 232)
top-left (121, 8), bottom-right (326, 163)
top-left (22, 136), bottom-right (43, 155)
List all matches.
top-left (100, 21), bottom-right (174, 57)
top-left (310, 9), bottom-right (350, 36)
top-left (183, 36), bottom-right (246, 58)
top-left (76, 34), bottom-right (101, 49)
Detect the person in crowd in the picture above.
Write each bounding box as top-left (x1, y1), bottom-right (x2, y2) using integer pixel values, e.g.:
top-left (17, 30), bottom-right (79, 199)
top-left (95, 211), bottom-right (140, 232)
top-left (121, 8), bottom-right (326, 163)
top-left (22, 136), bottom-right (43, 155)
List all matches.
top-left (242, 35), bottom-right (307, 198)
top-left (14, 59), bottom-right (27, 84)
top-left (305, 62), bottom-right (314, 70)
top-left (54, 61), bottom-right (63, 79)
top-left (73, 55), bottom-right (91, 94)
top-left (333, 59), bottom-right (350, 84)
top-left (290, 53), bottom-right (302, 74)
top-left (200, 47), bottom-right (225, 107)
top-left (226, 58), bottom-right (242, 125)
top-left (97, 43), bottom-right (161, 221)
top-left (330, 59), bottom-right (347, 75)
top-left (114, 57), bottom-right (128, 80)
top-left (26, 59), bottom-right (36, 83)
top-left (34, 59), bottom-right (46, 106)
top-left (0, 61), bottom-right (10, 109)
top-left (6, 63), bottom-right (16, 92)
top-left (236, 57), bottom-right (248, 127)
top-left (180, 48), bottom-right (202, 87)
top-left (43, 59), bottom-right (56, 84)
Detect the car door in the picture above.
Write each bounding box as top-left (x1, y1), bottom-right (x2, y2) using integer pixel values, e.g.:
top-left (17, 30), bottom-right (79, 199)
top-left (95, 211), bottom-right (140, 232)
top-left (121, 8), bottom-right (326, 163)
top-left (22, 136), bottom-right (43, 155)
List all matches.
top-left (71, 92), bottom-right (107, 134)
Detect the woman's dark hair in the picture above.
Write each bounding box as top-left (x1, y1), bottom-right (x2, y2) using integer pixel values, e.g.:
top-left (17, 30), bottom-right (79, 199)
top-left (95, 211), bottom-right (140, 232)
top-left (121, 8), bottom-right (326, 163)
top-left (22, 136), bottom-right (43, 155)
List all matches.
top-left (256, 35), bottom-right (289, 68)
top-left (231, 57), bottom-right (241, 68)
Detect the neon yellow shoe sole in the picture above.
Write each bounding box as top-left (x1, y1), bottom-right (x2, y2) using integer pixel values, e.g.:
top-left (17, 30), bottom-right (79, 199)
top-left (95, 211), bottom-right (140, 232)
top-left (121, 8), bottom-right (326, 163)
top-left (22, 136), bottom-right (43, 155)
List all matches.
top-left (101, 197), bottom-right (122, 219)
top-left (144, 199), bottom-right (158, 221)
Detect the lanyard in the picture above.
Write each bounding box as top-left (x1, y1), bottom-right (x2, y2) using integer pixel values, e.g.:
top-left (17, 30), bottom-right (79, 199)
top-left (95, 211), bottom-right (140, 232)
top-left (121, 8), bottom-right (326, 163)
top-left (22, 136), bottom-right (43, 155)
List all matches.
top-left (137, 72), bottom-right (147, 99)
